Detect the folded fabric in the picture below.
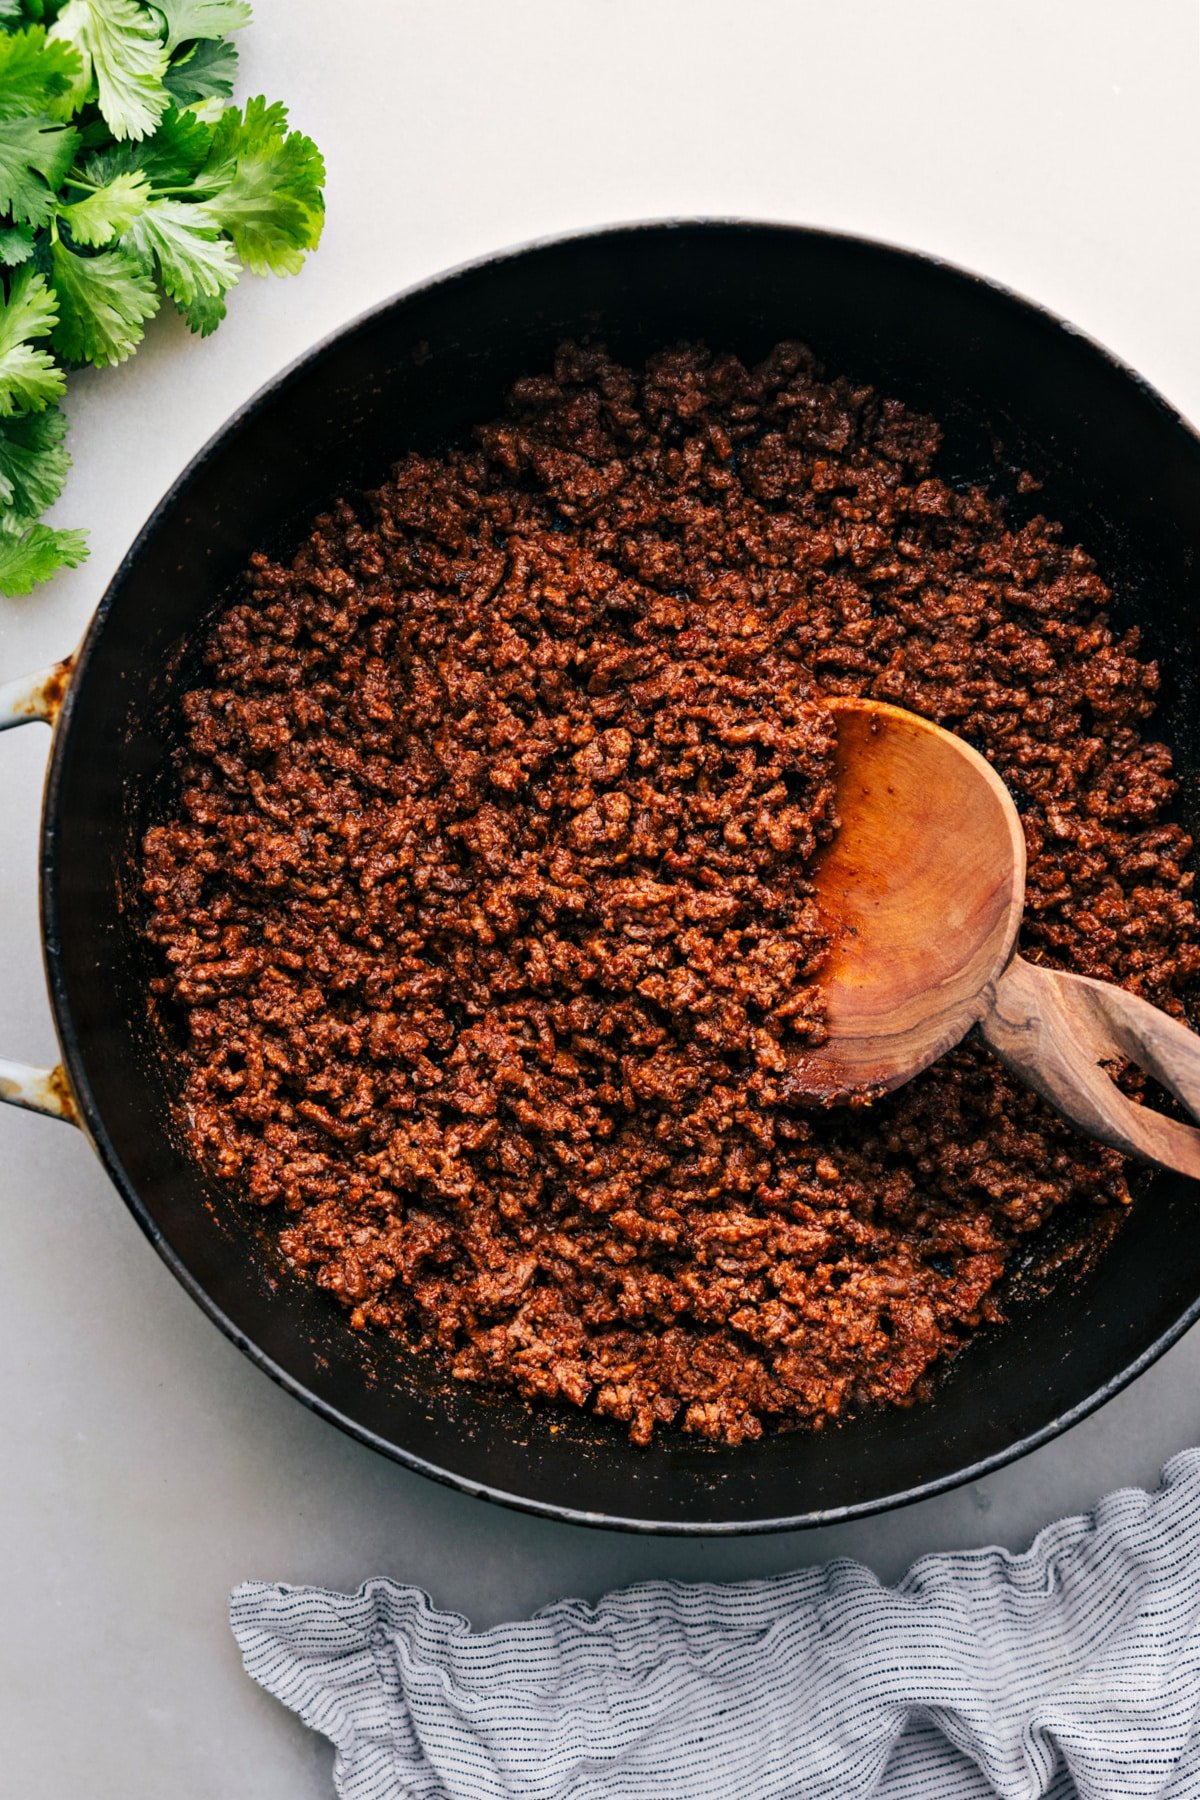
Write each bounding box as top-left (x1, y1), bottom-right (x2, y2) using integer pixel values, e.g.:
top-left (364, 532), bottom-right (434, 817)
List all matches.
top-left (231, 1448), bottom-right (1200, 1800)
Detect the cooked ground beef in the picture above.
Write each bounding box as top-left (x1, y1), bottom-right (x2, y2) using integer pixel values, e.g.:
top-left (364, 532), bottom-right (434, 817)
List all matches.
top-left (140, 341), bottom-right (1200, 1447)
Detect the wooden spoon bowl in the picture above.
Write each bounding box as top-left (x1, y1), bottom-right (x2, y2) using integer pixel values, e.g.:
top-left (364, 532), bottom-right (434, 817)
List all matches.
top-left (791, 698), bottom-right (1200, 1179)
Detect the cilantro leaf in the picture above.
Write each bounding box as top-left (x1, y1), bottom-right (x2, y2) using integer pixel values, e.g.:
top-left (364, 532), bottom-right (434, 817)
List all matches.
top-left (0, 266), bottom-right (58, 353)
top-left (0, 114), bottom-right (80, 225)
top-left (0, 520), bottom-right (88, 596)
top-left (162, 34), bottom-right (237, 107)
top-left (59, 168), bottom-right (149, 244)
top-left (125, 195), bottom-right (237, 329)
top-left (176, 284), bottom-right (224, 333)
top-left (0, 403), bottom-right (70, 518)
top-left (50, 235), bottom-right (158, 364)
top-left (152, 0), bottom-right (250, 52)
top-left (193, 95), bottom-right (323, 276)
top-left (0, 266), bottom-right (64, 413)
top-left (81, 100), bottom-right (212, 186)
top-left (0, 0), bottom-right (26, 21)
top-left (0, 24), bottom-right (85, 120)
top-left (50, 0), bottom-right (171, 142)
top-left (0, 224), bottom-right (37, 266)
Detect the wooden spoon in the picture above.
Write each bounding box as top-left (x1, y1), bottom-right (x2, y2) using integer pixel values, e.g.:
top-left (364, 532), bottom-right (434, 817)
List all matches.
top-left (790, 698), bottom-right (1200, 1178)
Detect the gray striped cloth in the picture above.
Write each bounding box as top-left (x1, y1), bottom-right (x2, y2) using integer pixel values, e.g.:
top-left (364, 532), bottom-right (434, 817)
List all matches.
top-left (230, 1449), bottom-right (1200, 1799)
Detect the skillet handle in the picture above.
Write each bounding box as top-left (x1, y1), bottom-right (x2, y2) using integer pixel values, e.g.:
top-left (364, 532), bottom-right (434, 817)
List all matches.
top-left (0, 658), bottom-right (79, 1126)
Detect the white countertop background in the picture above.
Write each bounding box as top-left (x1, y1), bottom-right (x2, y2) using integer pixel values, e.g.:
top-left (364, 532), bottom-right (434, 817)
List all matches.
top-left (3, 2), bottom-right (1200, 1792)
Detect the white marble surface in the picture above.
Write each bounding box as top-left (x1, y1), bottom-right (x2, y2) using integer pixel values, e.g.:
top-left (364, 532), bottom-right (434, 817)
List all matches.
top-left (3, 2), bottom-right (1200, 1792)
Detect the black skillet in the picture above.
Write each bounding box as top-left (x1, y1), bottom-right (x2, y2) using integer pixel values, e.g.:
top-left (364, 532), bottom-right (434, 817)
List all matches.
top-left (4, 221), bottom-right (1198, 1532)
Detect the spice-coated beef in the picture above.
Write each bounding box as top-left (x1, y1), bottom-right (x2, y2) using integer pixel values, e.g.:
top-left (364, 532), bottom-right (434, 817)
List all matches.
top-left (142, 342), bottom-right (1198, 1445)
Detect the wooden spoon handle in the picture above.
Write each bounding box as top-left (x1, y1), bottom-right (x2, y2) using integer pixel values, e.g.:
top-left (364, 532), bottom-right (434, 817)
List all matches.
top-left (977, 955), bottom-right (1200, 1179)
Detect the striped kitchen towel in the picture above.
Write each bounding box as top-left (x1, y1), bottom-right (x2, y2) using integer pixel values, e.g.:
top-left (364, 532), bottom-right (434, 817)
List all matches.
top-left (230, 1448), bottom-right (1200, 1800)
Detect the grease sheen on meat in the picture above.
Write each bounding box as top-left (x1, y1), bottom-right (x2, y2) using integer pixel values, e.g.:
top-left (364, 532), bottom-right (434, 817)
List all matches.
top-left (141, 342), bottom-right (1199, 1446)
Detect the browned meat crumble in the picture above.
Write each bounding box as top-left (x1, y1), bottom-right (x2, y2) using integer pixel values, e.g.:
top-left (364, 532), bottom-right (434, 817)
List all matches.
top-left (141, 341), bottom-right (1199, 1446)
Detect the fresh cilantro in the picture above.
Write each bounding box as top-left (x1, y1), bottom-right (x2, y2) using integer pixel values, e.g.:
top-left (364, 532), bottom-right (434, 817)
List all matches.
top-left (58, 166), bottom-right (148, 242)
top-left (193, 95), bottom-right (323, 275)
top-left (0, 0), bottom-right (325, 593)
top-left (151, 0), bottom-right (249, 51)
top-left (176, 283), bottom-right (222, 333)
top-left (162, 33), bottom-right (235, 106)
top-left (0, 402), bottom-right (70, 517)
top-left (0, 223), bottom-right (37, 265)
top-left (50, 234), bottom-right (159, 364)
top-left (125, 194), bottom-right (236, 328)
top-left (0, 114), bottom-right (80, 223)
top-left (0, 519), bottom-right (88, 593)
top-left (82, 100), bottom-right (212, 184)
top-left (0, 266), bottom-right (64, 411)
top-left (50, 0), bottom-right (171, 141)
top-left (0, 24), bottom-right (84, 118)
